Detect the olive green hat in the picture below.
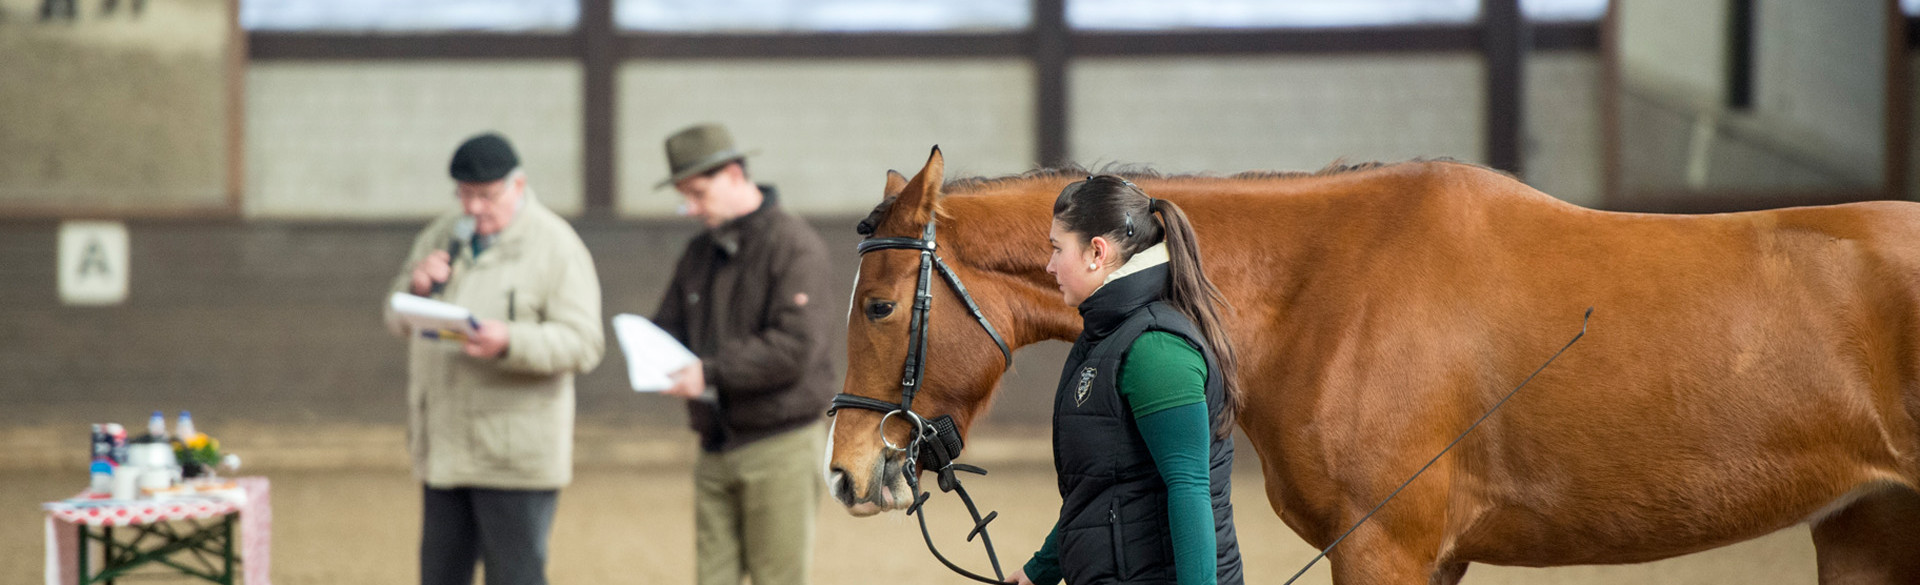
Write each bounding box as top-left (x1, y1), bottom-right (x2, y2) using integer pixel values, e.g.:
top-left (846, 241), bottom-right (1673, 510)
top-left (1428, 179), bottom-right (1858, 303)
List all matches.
top-left (657, 123), bottom-right (757, 189)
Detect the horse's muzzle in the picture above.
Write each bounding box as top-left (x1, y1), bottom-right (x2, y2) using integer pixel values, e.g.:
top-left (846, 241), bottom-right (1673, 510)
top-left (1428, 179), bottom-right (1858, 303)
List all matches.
top-left (827, 455), bottom-right (912, 516)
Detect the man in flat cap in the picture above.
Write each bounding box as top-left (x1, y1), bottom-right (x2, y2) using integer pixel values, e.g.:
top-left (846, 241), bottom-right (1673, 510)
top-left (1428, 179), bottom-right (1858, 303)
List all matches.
top-left (384, 132), bottom-right (604, 585)
top-left (650, 123), bottom-right (834, 585)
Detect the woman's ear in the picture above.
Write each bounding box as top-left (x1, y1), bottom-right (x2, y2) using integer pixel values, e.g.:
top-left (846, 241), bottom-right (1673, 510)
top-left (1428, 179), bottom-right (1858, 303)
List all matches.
top-left (1087, 236), bottom-right (1111, 265)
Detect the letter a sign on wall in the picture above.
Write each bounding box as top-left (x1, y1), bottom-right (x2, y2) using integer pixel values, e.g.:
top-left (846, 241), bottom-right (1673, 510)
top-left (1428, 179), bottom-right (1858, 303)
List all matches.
top-left (58, 221), bottom-right (130, 306)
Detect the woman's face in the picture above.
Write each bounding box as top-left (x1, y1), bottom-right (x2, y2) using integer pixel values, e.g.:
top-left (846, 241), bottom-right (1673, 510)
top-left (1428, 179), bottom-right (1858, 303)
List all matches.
top-left (1046, 219), bottom-right (1114, 307)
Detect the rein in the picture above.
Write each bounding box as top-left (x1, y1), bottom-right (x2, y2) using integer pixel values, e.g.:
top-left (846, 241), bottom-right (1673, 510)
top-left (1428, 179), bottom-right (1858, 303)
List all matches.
top-left (828, 219), bottom-right (1015, 585)
top-left (1280, 307), bottom-right (1594, 585)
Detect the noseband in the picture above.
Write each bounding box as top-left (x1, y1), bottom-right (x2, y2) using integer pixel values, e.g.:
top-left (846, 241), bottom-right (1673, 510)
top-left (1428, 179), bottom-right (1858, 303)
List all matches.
top-left (828, 218), bottom-right (1013, 584)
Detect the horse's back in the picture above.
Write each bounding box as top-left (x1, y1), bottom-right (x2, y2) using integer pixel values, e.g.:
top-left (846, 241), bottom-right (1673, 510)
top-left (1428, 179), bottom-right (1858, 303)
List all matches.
top-left (1214, 162), bottom-right (1920, 567)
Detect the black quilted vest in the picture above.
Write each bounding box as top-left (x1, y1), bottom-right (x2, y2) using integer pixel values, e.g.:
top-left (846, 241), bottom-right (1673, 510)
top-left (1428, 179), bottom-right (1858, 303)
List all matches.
top-left (1052, 264), bottom-right (1244, 585)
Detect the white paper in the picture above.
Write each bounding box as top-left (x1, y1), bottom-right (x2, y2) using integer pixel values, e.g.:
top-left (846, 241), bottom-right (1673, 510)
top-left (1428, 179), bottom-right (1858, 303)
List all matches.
top-left (389, 292), bottom-right (477, 334)
top-left (612, 313), bottom-right (697, 392)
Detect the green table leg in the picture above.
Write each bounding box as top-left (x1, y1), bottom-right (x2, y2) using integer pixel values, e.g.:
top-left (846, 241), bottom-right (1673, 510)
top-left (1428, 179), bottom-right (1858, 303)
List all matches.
top-left (72, 516), bottom-right (238, 585)
top-left (221, 514), bottom-right (234, 585)
top-left (76, 524), bottom-right (88, 585)
top-left (103, 525), bottom-right (114, 585)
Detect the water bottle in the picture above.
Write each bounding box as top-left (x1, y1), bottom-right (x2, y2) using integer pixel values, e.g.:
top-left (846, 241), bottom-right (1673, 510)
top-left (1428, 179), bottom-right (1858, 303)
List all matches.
top-left (176, 411), bottom-right (196, 442)
top-left (146, 411), bottom-right (167, 441)
top-left (89, 460), bottom-right (113, 494)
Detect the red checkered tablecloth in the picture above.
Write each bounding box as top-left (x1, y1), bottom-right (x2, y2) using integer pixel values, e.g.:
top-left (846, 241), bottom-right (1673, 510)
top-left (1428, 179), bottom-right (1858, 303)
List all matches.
top-left (45, 496), bottom-right (241, 526)
top-left (43, 476), bottom-right (271, 585)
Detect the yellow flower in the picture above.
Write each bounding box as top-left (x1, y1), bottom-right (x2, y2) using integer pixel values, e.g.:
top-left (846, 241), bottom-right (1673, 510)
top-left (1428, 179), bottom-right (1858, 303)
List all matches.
top-left (185, 433), bottom-right (209, 450)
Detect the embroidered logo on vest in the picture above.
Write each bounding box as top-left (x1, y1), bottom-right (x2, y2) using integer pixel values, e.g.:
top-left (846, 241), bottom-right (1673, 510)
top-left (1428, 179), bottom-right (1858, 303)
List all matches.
top-left (1075, 366), bottom-right (1097, 407)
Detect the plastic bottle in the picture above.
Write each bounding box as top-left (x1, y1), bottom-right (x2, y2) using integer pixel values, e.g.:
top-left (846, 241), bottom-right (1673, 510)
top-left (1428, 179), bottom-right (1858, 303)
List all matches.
top-left (146, 411), bottom-right (167, 441)
top-left (90, 424), bottom-right (110, 462)
top-left (176, 411), bottom-right (196, 442)
top-left (89, 460), bottom-right (113, 494)
top-left (89, 424), bottom-right (112, 494)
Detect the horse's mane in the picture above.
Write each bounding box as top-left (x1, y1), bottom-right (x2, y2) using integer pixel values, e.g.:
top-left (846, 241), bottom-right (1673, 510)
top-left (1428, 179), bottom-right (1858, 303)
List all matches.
top-left (857, 159), bottom-right (1466, 236)
top-left (940, 159), bottom-right (1426, 193)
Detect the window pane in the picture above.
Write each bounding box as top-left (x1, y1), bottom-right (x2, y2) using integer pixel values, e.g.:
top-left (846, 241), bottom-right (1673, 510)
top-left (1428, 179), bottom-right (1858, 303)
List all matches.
top-left (617, 0), bottom-right (1029, 32)
top-left (1068, 0), bottom-right (1478, 30)
top-left (1905, 0), bottom-right (1919, 16)
top-left (1521, 0), bottom-right (1607, 22)
top-left (241, 0), bottom-right (578, 32)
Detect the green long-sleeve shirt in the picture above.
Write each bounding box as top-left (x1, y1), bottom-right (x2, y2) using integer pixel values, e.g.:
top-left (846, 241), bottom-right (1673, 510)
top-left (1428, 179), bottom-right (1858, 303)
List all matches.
top-left (1026, 331), bottom-right (1217, 585)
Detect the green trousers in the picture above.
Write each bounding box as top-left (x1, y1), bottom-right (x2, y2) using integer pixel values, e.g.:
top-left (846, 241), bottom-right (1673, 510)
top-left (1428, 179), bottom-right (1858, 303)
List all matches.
top-left (695, 421), bottom-right (824, 585)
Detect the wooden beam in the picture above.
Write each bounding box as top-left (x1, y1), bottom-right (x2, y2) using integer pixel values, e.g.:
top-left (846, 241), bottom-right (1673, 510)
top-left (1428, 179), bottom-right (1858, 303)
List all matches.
top-left (249, 33), bottom-right (577, 60)
top-left (1482, 0), bottom-right (1529, 177)
top-left (582, 0), bottom-right (615, 216)
top-left (1073, 26), bottom-right (1477, 56)
top-left (1034, 0), bottom-right (1068, 167)
top-left (251, 25), bottom-right (1600, 62)
top-left (616, 33), bottom-right (1028, 59)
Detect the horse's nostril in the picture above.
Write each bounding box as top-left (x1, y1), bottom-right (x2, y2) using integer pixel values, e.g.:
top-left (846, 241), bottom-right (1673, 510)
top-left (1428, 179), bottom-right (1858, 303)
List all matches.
top-left (829, 466), bottom-right (854, 504)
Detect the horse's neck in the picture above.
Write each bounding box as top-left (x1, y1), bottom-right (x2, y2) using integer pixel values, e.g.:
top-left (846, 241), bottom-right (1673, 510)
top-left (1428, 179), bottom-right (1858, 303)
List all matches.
top-left (940, 190), bottom-right (1083, 348)
top-left (939, 172), bottom-right (1389, 350)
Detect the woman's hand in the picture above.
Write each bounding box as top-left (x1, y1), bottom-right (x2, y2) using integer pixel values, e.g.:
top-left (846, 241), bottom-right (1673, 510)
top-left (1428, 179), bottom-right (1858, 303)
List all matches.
top-left (1004, 567), bottom-right (1036, 585)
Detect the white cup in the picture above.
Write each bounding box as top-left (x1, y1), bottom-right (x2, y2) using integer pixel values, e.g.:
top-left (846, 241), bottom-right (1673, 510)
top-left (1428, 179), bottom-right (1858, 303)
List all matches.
top-left (111, 469), bottom-right (138, 500)
top-left (139, 468), bottom-right (171, 493)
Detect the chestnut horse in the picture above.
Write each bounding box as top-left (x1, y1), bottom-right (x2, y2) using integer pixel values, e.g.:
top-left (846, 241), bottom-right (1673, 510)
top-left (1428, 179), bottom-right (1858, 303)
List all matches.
top-left (826, 148), bottom-right (1920, 584)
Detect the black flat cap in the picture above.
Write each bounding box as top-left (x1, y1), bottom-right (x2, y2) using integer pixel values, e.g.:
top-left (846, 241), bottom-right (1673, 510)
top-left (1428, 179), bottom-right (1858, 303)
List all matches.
top-left (449, 132), bottom-right (520, 183)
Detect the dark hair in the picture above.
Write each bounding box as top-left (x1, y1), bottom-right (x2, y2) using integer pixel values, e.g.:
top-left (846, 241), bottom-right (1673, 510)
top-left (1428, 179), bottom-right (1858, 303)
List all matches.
top-left (1054, 175), bottom-right (1243, 437)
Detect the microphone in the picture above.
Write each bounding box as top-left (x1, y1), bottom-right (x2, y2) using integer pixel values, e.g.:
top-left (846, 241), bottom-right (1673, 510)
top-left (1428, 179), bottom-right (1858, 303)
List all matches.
top-left (429, 217), bottom-right (475, 297)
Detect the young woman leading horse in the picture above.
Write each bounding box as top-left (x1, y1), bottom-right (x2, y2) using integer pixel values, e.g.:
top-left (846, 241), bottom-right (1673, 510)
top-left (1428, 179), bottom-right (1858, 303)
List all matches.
top-left (827, 148), bottom-right (1920, 584)
top-left (1001, 176), bottom-right (1245, 585)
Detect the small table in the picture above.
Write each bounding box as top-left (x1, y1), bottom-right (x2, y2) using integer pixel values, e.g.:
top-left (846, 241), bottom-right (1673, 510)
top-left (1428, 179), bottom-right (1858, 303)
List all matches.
top-left (43, 476), bottom-right (271, 585)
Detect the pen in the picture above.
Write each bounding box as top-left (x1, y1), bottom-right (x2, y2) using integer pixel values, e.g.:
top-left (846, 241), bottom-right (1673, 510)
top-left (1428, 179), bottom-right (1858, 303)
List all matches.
top-left (421, 329), bottom-right (470, 343)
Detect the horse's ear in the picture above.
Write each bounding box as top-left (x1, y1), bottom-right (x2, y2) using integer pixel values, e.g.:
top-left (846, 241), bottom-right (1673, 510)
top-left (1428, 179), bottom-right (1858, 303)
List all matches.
top-left (892, 146), bottom-right (944, 228)
top-left (883, 170), bottom-right (908, 199)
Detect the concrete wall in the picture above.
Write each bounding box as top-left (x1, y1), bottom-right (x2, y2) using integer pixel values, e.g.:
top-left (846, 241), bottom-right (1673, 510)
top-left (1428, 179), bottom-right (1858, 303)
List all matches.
top-left (0, 217), bottom-right (1074, 433)
top-left (240, 53), bottom-right (1606, 219)
top-left (1614, 0), bottom-right (1891, 194)
top-left (0, 48), bottom-right (1630, 438)
top-left (245, 61), bottom-right (585, 219)
top-left (1617, 0), bottom-right (1728, 107)
top-left (3, 45), bottom-right (1908, 437)
top-left (1070, 54), bottom-right (1486, 173)
top-left (0, 0), bottom-right (235, 214)
top-left (1524, 51), bottom-right (1605, 208)
top-left (616, 59), bottom-right (1034, 216)
top-left (1068, 52), bottom-right (1601, 208)
top-left (1752, 0), bottom-right (1885, 184)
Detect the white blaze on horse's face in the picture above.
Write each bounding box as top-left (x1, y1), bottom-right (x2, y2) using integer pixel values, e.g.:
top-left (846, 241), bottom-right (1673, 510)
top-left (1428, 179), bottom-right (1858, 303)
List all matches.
top-left (831, 149), bottom-right (985, 518)
top-left (828, 265), bottom-right (917, 516)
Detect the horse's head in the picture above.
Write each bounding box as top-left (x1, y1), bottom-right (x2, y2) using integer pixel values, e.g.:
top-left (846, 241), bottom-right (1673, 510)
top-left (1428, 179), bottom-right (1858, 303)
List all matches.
top-left (826, 147), bottom-right (1021, 516)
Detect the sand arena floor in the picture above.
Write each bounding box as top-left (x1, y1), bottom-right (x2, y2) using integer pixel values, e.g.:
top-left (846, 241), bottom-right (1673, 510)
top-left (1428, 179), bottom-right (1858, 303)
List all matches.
top-left (2, 452), bottom-right (1818, 585)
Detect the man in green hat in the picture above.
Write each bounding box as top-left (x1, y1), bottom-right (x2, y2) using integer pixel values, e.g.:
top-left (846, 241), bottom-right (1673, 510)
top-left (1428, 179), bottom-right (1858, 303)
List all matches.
top-left (385, 132), bottom-right (604, 585)
top-left (650, 123), bottom-right (835, 585)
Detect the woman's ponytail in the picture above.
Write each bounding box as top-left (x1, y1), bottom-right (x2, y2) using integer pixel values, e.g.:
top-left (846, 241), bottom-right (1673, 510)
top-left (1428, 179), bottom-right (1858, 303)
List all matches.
top-left (1149, 198), bottom-right (1243, 438)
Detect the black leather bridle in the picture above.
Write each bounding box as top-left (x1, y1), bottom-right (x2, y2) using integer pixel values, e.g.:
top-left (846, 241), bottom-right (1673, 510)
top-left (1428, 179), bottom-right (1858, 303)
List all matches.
top-left (828, 218), bottom-right (1015, 584)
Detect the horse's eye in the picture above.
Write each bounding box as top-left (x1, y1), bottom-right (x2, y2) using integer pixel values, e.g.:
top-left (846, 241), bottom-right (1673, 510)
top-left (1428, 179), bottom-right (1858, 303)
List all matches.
top-left (866, 301), bottom-right (896, 320)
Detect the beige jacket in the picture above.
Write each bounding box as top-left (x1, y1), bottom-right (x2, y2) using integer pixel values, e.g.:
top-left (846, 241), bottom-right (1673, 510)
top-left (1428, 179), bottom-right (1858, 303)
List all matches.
top-left (384, 197), bottom-right (604, 490)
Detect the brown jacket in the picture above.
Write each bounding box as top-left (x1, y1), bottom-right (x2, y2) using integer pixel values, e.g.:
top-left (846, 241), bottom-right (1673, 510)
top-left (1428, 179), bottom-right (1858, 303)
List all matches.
top-left (654, 187), bottom-right (836, 452)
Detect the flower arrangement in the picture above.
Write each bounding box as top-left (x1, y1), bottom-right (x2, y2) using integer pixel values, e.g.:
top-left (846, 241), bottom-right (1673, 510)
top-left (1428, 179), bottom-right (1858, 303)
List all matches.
top-left (173, 433), bottom-right (221, 478)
